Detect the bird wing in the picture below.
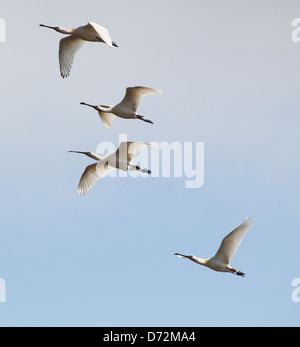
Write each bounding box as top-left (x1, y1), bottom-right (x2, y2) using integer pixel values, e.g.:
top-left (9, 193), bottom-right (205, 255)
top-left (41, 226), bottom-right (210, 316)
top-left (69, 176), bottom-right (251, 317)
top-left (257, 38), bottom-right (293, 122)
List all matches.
top-left (88, 22), bottom-right (113, 47)
top-left (117, 142), bottom-right (152, 163)
top-left (59, 36), bottom-right (86, 78)
top-left (98, 111), bottom-right (115, 128)
top-left (119, 86), bottom-right (162, 113)
top-left (212, 217), bottom-right (254, 265)
top-left (76, 160), bottom-right (115, 196)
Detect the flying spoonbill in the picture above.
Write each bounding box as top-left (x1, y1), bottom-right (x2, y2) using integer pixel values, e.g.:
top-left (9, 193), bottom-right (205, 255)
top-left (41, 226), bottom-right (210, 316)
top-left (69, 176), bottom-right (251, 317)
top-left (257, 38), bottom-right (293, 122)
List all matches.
top-left (175, 217), bottom-right (254, 277)
top-left (69, 142), bottom-right (152, 196)
top-left (80, 86), bottom-right (162, 128)
top-left (39, 22), bottom-right (118, 78)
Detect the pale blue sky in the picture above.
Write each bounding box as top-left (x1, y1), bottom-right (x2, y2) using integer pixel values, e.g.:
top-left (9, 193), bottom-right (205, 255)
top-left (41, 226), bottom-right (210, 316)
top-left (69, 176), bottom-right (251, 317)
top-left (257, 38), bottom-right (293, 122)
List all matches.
top-left (1, 0), bottom-right (300, 326)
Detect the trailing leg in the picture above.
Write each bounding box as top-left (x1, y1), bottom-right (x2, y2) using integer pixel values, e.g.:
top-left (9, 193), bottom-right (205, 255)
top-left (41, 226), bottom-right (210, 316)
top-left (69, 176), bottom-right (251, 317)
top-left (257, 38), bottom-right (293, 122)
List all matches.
top-left (136, 165), bottom-right (151, 174)
top-left (228, 266), bottom-right (245, 277)
top-left (136, 115), bottom-right (153, 124)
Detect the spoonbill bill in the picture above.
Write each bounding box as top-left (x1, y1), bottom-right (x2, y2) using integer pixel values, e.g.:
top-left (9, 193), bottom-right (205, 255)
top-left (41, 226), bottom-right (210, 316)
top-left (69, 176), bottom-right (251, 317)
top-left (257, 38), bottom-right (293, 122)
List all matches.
top-left (39, 22), bottom-right (118, 78)
top-left (80, 86), bottom-right (162, 128)
top-left (175, 217), bottom-right (254, 277)
top-left (69, 142), bottom-right (152, 196)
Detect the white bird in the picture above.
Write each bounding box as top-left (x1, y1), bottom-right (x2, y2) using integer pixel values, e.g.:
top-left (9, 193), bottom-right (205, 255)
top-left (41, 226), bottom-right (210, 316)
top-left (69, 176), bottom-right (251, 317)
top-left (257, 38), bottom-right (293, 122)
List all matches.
top-left (69, 142), bottom-right (152, 196)
top-left (39, 21), bottom-right (118, 78)
top-left (175, 217), bottom-right (254, 277)
top-left (80, 86), bottom-right (162, 128)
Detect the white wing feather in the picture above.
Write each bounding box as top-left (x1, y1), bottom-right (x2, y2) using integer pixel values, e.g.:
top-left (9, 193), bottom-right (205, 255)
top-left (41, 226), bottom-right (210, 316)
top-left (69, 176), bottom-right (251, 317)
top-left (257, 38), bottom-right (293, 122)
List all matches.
top-left (59, 36), bottom-right (86, 78)
top-left (119, 86), bottom-right (162, 113)
top-left (77, 160), bottom-right (115, 196)
top-left (212, 217), bottom-right (254, 264)
top-left (117, 142), bottom-right (152, 163)
top-left (98, 111), bottom-right (115, 128)
top-left (88, 22), bottom-right (113, 47)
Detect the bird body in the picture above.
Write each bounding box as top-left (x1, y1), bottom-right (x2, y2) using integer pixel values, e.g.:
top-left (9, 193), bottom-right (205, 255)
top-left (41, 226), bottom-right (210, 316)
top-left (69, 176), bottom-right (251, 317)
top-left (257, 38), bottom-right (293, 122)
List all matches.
top-left (69, 142), bottom-right (152, 195)
top-left (72, 22), bottom-right (112, 43)
top-left (80, 86), bottom-right (162, 127)
top-left (40, 22), bottom-right (117, 78)
top-left (175, 217), bottom-right (254, 277)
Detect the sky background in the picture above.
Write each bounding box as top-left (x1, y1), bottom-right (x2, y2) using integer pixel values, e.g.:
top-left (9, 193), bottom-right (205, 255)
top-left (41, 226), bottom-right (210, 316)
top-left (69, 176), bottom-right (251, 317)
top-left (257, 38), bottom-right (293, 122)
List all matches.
top-left (1, 0), bottom-right (300, 327)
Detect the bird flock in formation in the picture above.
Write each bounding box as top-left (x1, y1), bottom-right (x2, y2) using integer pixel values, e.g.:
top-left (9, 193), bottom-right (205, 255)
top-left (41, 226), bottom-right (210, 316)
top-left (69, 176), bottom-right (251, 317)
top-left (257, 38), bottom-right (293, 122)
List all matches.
top-left (40, 20), bottom-right (254, 277)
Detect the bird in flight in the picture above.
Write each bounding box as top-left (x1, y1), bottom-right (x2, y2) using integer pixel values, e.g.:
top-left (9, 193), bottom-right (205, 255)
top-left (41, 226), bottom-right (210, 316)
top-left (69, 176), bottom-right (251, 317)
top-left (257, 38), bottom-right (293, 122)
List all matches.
top-left (69, 142), bottom-right (152, 196)
top-left (80, 86), bottom-right (162, 128)
top-left (40, 21), bottom-right (118, 78)
top-left (175, 217), bottom-right (254, 277)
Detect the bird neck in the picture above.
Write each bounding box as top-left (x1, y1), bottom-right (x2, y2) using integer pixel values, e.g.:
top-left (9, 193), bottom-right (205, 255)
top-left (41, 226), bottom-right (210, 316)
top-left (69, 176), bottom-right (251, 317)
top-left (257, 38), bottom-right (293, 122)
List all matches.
top-left (56, 27), bottom-right (74, 35)
top-left (98, 105), bottom-right (113, 112)
top-left (191, 256), bottom-right (208, 266)
top-left (40, 24), bottom-right (74, 35)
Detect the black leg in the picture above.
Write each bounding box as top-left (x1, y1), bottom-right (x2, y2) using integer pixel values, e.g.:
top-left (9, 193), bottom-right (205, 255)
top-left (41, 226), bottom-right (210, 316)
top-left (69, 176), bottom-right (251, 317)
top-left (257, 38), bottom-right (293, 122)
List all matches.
top-left (136, 166), bottom-right (151, 175)
top-left (136, 115), bottom-right (153, 124)
top-left (236, 271), bottom-right (245, 277)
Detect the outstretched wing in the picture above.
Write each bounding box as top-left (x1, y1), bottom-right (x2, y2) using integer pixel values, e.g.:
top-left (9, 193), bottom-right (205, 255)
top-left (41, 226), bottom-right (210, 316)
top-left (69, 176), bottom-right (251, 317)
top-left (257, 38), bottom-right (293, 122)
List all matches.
top-left (98, 111), bottom-right (115, 128)
top-left (59, 36), bottom-right (86, 78)
top-left (88, 22), bottom-right (113, 47)
top-left (76, 160), bottom-right (115, 196)
top-left (119, 86), bottom-right (162, 113)
top-left (213, 217), bottom-right (254, 265)
top-left (116, 142), bottom-right (152, 163)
